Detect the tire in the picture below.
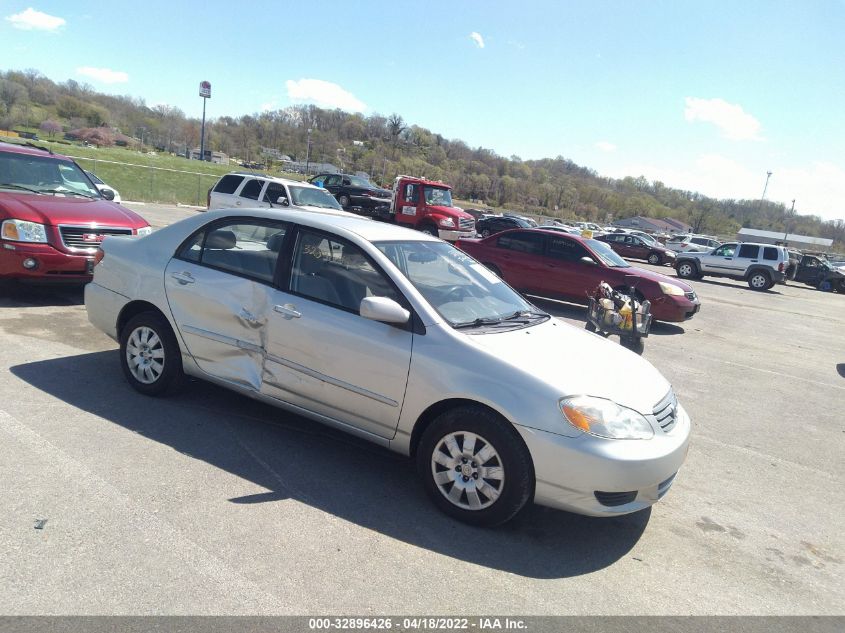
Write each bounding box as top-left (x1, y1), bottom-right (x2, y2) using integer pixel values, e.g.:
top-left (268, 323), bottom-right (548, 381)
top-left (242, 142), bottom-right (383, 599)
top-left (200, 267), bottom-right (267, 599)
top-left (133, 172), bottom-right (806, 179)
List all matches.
top-left (747, 271), bottom-right (771, 291)
top-left (119, 311), bottom-right (184, 396)
top-left (647, 252), bottom-right (662, 265)
top-left (417, 406), bottom-right (534, 527)
top-left (483, 263), bottom-right (502, 277)
top-left (838, 279), bottom-right (845, 294)
top-left (419, 224), bottom-right (438, 237)
top-left (480, 229), bottom-right (491, 238)
top-left (676, 261), bottom-right (698, 279)
top-left (620, 336), bottom-right (645, 355)
top-left (338, 194), bottom-right (351, 208)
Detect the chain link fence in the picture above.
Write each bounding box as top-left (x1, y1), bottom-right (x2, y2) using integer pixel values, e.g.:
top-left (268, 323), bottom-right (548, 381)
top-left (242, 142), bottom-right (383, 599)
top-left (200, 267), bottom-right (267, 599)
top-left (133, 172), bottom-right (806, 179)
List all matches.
top-left (67, 155), bottom-right (221, 207)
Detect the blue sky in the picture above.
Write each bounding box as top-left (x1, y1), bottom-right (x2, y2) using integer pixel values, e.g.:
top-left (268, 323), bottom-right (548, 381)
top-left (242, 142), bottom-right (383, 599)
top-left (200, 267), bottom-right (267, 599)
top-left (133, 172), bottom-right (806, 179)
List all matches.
top-left (3, 0), bottom-right (844, 221)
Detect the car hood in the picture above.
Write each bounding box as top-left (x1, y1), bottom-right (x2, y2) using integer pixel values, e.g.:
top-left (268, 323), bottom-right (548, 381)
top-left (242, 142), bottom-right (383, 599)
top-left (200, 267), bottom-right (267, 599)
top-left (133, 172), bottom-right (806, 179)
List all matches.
top-left (0, 192), bottom-right (147, 227)
top-left (428, 205), bottom-right (474, 220)
top-left (621, 265), bottom-right (693, 291)
top-left (465, 318), bottom-right (671, 415)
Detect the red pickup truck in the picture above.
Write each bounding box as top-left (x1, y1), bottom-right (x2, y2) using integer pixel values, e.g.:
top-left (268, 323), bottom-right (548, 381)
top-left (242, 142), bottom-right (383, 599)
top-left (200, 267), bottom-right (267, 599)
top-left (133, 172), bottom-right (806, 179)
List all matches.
top-left (0, 141), bottom-right (151, 282)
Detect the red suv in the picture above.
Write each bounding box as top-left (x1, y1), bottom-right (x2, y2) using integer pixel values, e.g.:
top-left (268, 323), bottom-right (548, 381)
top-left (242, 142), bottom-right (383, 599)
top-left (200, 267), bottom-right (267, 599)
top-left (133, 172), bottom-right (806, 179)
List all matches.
top-left (456, 228), bottom-right (700, 322)
top-left (0, 142), bottom-right (151, 282)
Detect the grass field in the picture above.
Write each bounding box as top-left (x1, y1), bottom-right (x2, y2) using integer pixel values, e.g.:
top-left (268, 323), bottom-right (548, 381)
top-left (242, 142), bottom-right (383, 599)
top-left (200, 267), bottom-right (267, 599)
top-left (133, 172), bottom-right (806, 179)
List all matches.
top-left (1, 135), bottom-right (306, 206)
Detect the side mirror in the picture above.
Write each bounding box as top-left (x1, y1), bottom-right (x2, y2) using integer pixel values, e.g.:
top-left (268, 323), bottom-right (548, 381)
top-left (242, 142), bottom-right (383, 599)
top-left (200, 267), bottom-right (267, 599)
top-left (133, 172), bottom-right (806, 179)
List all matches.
top-left (579, 256), bottom-right (597, 266)
top-left (101, 188), bottom-right (115, 201)
top-left (359, 296), bottom-right (410, 324)
top-left (277, 196), bottom-right (290, 206)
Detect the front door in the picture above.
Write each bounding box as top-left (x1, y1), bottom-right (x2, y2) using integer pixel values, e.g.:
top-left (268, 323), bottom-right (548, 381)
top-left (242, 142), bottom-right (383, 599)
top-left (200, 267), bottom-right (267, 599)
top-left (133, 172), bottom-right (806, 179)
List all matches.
top-left (701, 242), bottom-right (738, 274)
top-left (541, 235), bottom-right (604, 301)
top-left (164, 218), bottom-right (288, 390)
top-left (795, 257), bottom-right (822, 284)
top-left (261, 228), bottom-right (413, 438)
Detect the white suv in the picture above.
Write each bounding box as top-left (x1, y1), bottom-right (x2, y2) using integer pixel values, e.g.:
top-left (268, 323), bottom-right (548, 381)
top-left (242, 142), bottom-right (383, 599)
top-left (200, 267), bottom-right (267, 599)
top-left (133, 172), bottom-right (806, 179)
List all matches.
top-left (666, 234), bottom-right (722, 253)
top-left (675, 242), bottom-right (788, 290)
top-left (207, 173), bottom-right (353, 216)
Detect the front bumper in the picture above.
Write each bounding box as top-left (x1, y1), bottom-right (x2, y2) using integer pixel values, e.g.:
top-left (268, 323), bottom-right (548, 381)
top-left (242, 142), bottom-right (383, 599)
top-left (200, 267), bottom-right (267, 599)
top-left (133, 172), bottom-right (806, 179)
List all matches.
top-left (519, 404), bottom-right (691, 517)
top-left (649, 294), bottom-right (700, 322)
top-left (438, 229), bottom-right (476, 242)
top-left (0, 242), bottom-right (94, 281)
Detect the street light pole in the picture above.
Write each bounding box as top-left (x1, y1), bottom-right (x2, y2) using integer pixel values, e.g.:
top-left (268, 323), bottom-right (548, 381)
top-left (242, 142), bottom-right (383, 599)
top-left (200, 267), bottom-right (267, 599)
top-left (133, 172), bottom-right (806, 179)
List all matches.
top-left (198, 81), bottom-right (211, 161)
top-left (760, 171), bottom-right (773, 204)
top-left (305, 128), bottom-right (312, 175)
top-left (783, 199), bottom-right (795, 243)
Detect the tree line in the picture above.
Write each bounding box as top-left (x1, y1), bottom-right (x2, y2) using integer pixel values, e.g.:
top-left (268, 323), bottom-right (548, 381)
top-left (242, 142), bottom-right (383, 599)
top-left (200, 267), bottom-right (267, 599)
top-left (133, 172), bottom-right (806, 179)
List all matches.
top-left (1, 68), bottom-right (842, 249)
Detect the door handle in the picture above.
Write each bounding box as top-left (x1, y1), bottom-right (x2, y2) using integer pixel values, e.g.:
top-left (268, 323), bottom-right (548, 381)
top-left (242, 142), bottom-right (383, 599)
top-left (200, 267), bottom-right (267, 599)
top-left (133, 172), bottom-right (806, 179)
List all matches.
top-left (274, 304), bottom-right (301, 319)
top-left (171, 271), bottom-right (195, 284)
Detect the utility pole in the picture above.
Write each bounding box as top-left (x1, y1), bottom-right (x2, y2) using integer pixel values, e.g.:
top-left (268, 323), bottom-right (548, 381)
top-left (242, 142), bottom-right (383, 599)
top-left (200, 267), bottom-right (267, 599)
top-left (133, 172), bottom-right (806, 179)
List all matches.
top-left (759, 171), bottom-right (773, 205)
top-left (199, 81), bottom-right (211, 161)
top-left (305, 128), bottom-right (312, 175)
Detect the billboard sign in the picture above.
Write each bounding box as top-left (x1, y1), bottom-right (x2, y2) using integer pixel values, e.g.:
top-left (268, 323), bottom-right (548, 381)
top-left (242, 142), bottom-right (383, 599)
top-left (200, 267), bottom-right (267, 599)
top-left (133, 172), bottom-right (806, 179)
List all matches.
top-left (199, 81), bottom-right (211, 98)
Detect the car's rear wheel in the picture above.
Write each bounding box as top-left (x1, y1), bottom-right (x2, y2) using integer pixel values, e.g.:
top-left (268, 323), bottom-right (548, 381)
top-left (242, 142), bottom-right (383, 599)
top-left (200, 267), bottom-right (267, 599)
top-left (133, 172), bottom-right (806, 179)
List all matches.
top-left (338, 194), bottom-right (351, 208)
top-left (676, 261), bottom-right (698, 279)
top-left (748, 271), bottom-right (772, 291)
top-left (417, 406), bottom-right (533, 527)
top-left (481, 228), bottom-right (491, 237)
top-left (647, 252), bottom-right (662, 265)
top-left (120, 312), bottom-right (184, 396)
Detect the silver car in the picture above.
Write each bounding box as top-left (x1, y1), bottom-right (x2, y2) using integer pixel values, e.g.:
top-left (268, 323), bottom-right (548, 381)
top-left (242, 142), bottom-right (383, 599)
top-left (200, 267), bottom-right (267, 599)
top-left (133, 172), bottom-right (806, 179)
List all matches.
top-left (85, 209), bottom-right (691, 526)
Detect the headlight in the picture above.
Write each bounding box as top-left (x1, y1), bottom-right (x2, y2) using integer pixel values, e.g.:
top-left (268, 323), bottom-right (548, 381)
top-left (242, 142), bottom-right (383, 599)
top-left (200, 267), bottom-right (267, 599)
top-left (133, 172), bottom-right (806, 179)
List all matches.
top-left (1, 219), bottom-right (48, 243)
top-left (438, 217), bottom-right (456, 228)
top-left (560, 396), bottom-right (653, 439)
top-left (665, 250), bottom-right (676, 258)
top-left (136, 226), bottom-right (153, 236)
top-left (658, 281), bottom-right (685, 296)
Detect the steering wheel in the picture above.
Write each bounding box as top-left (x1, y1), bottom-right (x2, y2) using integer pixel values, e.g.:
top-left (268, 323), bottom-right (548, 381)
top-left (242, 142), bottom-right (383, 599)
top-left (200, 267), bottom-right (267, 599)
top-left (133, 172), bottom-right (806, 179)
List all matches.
top-left (442, 285), bottom-right (470, 303)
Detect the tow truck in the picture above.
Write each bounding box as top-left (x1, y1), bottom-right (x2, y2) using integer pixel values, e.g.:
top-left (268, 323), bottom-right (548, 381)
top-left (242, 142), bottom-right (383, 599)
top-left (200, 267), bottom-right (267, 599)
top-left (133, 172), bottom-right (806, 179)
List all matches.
top-left (388, 175), bottom-right (475, 241)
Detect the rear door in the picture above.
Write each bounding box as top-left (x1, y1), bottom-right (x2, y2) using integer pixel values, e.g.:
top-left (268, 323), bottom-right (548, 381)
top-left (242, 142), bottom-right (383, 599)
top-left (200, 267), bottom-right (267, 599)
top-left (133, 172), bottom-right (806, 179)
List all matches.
top-left (491, 230), bottom-right (545, 292)
top-left (164, 218), bottom-right (288, 390)
top-left (232, 177), bottom-right (265, 209)
top-left (735, 244), bottom-right (760, 274)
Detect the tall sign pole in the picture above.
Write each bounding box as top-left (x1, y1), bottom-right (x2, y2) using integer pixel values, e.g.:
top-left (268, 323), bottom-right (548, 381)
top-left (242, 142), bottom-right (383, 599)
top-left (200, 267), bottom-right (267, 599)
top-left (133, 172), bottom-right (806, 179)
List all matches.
top-left (199, 81), bottom-right (211, 160)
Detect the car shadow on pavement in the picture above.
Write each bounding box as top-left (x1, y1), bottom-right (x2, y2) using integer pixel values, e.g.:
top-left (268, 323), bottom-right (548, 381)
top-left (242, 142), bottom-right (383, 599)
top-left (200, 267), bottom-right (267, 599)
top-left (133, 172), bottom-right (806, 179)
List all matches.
top-left (0, 281), bottom-right (86, 307)
top-left (675, 277), bottom-right (783, 294)
top-left (11, 351), bottom-right (651, 580)
top-left (529, 296), bottom-right (685, 335)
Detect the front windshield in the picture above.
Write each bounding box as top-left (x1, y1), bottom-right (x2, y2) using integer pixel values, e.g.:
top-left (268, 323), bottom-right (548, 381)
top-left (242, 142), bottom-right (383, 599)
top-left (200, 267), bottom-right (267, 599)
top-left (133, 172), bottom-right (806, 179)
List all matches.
top-left (587, 238), bottom-right (630, 267)
top-left (348, 175), bottom-right (374, 188)
top-left (289, 186), bottom-right (343, 210)
top-left (0, 152), bottom-right (100, 198)
top-left (375, 240), bottom-right (543, 328)
top-left (424, 186), bottom-right (453, 207)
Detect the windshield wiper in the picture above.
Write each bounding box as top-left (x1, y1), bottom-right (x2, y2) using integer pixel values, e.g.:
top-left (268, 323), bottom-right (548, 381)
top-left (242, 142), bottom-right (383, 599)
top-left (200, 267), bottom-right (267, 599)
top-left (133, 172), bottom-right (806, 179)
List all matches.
top-left (38, 188), bottom-right (96, 199)
top-left (454, 310), bottom-right (548, 329)
top-left (0, 183), bottom-right (42, 194)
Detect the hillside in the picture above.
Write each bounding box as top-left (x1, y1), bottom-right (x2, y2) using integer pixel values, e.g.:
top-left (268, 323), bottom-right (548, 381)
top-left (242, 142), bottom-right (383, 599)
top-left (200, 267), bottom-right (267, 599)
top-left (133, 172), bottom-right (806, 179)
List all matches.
top-left (1, 68), bottom-right (842, 248)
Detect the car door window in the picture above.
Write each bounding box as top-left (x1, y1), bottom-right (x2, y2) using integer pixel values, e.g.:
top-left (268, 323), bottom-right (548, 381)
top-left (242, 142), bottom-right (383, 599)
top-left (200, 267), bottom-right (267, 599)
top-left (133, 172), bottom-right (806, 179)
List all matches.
top-left (546, 236), bottom-right (591, 262)
top-left (263, 182), bottom-right (287, 204)
top-left (738, 244), bottom-right (759, 259)
top-left (239, 178), bottom-right (263, 201)
top-left (213, 174), bottom-right (245, 194)
top-left (289, 230), bottom-right (400, 313)
top-left (404, 183), bottom-right (419, 203)
top-left (763, 247), bottom-right (779, 261)
top-left (176, 220), bottom-right (287, 284)
top-left (496, 231), bottom-right (544, 255)
top-left (323, 175), bottom-right (341, 187)
top-left (713, 243), bottom-right (737, 257)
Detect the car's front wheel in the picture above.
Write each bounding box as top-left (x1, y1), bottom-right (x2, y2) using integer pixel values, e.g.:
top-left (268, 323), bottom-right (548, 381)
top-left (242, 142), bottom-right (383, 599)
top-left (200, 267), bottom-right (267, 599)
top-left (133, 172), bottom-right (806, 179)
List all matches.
top-left (417, 406), bottom-right (533, 526)
top-left (120, 311), bottom-right (184, 396)
top-left (647, 252), bottom-right (662, 265)
top-left (676, 261), bottom-right (698, 279)
top-left (747, 271), bottom-right (772, 291)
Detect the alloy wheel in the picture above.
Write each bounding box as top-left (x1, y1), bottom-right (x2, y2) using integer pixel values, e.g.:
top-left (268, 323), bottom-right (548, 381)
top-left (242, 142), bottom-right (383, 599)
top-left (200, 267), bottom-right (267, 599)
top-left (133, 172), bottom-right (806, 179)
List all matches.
top-left (125, 326), bottom-right (165, 384)
top-left (430, 431), bottom-right (505, 511)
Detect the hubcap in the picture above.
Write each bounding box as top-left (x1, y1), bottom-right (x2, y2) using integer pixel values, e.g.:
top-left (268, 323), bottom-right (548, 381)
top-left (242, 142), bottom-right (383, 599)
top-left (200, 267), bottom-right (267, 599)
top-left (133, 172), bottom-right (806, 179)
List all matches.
top-left (126, 326), bottom-right (165, 384)
top-left (431, 431), bottom-right (505, 511)
top-left (680, 264), bottom-right (691, 276)
top-left (751, 275), bottom-right (766, 288)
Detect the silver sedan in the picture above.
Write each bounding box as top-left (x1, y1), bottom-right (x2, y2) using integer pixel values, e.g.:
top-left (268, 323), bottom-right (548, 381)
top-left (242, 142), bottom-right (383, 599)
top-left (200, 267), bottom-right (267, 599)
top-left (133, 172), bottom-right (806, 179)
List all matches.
top-left (85, 208), bottom-right (691, 526)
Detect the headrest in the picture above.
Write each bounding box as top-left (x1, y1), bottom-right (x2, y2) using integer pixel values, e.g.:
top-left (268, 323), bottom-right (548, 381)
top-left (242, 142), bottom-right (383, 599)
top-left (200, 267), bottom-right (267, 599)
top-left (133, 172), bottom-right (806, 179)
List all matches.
top-left (298, 252), bottom-right (323, 274)
top-left (266, 232), bottom-right (285, 252)
top-left (206, 229), bottom-right (236, 249)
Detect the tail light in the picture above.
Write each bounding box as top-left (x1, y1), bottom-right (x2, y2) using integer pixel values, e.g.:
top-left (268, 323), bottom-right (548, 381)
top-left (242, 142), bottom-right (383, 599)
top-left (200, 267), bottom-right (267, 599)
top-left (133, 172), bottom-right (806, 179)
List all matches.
top-left (778, 262), bottom-right (784, 272)
top-left (94, 248), bottom-right (105, 267)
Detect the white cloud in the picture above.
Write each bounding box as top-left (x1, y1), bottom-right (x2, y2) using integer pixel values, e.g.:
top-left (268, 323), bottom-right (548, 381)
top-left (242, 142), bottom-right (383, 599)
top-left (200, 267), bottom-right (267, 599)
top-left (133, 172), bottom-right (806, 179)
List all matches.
top-left (260, 100), bottom-right (278, 112)
top-left (684, 97), bottom-right (763, 141)
top-left (285, 79), bottom-right (366, 112)
top-left (609, 155), bottom-right (845, 222)
top-left (596, 141), bottom-right (617, 152)
top-left (76, 66), bottom-right (129, 84)
top-left (470, 32), bottom-right (485, 48)
top-left (5, 7), bottom-right (65, 31)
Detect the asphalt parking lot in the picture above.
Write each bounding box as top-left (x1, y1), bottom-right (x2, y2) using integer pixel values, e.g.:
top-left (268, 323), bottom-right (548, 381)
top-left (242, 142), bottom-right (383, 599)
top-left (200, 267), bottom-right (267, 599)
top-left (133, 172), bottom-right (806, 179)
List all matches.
top-left (0, 203), bottom-right (842, 615)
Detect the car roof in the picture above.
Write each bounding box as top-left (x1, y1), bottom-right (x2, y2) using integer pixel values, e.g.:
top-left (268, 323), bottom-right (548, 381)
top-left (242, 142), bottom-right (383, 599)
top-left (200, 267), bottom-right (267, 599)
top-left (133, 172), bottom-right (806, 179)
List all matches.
top-left (224, 172), bottom-right (325, 190)
top-left (0, 140), bottom-right (70, 160)
top-left (199, 207), bottom-right (441, 243)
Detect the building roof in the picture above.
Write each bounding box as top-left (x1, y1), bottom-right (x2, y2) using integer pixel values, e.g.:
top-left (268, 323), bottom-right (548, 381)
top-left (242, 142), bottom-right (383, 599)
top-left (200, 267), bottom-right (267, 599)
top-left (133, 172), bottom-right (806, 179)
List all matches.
top-left (737, 228), bottom-right (833, 247)
top-left (613, 216), bottom-right (690, 233)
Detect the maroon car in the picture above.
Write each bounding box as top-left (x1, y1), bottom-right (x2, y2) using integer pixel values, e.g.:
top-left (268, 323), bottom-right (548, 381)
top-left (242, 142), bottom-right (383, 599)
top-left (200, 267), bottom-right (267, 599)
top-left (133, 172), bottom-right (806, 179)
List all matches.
top-left (0, 142), bottom-right (151, 282)
top-left (596, 232), bottom-right (677, 266)
top-left (456, 228), bottom-right (700, 322)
